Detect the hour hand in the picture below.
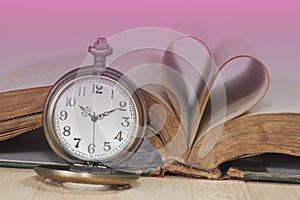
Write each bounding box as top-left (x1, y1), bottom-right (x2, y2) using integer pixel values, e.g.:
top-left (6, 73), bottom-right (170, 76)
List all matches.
top-left (97, 107), bottom-right (120, 120)
top-left (79, 105), bottom-right (93, 118)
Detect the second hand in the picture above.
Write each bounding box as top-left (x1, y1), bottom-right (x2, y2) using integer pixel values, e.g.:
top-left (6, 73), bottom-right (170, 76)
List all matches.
top-left (92, 112), bottom-right (96, 144)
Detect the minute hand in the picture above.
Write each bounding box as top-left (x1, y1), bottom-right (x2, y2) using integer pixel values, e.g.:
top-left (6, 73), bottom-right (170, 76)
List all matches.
top-left (97, 107), bottom-right (121, 120)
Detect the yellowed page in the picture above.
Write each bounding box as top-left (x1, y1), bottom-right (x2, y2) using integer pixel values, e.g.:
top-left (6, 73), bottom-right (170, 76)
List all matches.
top-left (0, 53), bottom-right (86, 93)
top-left (247, 79), bottom-right (300, 115)
top-left (193, 56), bottom-right (269, 159)
top-left (197, 56), bottom-right (270, 136)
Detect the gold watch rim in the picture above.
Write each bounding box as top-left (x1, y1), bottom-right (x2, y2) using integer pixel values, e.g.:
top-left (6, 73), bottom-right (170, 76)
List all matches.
top-left (34, 165), bottom-right (139, 185)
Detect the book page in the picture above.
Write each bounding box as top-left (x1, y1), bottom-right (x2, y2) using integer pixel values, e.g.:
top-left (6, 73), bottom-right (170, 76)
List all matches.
top-left (197, 56), bottom-right (270, 137)
top-left (161, 37), bottom-right (216, 146)
top-left (0, 52), bottom-right (86, 93)
top-left (190, 56), bottom-right (269, 159)
top-left (246, 79), bottom-right (300, 115)
top-left (108, 36), bottom-right (217, 154)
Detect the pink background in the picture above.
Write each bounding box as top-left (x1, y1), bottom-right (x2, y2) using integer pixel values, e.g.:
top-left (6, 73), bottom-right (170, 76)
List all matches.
top-left (0, 0), bottom-right (299, 82)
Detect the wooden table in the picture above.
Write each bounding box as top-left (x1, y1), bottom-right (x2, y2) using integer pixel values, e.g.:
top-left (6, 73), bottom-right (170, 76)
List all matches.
top-left (1, 167), bottom-right (300, 200)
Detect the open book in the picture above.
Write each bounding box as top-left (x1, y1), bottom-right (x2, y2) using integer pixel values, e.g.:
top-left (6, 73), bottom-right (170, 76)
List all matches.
top-left (0, 37), bottom-right (300, 182)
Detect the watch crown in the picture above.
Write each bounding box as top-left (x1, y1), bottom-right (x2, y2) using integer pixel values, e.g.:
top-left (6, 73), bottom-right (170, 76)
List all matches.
top-left (88, 37), bottom-right (113, 68)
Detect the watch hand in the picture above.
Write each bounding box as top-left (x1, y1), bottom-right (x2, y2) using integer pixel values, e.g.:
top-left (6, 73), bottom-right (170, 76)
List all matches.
top-left (97, 107), bottom-right (120, 120)
top-left (79, 106), bottom-right (97, 143)
top-left (79, 105), bottom-right (93, 118)
top-left (92, 112), bottom-right (96, 144)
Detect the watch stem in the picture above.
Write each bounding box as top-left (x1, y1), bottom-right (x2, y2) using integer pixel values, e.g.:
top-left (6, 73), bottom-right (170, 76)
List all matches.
top-left (89, 37), bottom-right (113, 68)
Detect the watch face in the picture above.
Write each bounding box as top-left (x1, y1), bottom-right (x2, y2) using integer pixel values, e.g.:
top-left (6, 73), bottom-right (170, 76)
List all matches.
top-left (45, 68), bottom-right (145, 165)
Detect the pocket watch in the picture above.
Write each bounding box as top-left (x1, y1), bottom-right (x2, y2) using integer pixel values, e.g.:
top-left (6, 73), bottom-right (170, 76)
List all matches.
top-left (35, 38), bottom-right (147, 186)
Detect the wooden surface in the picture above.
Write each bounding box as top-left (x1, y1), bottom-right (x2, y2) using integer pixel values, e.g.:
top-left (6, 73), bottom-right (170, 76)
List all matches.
top-left (1, 167), bottom-right (300, 200)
